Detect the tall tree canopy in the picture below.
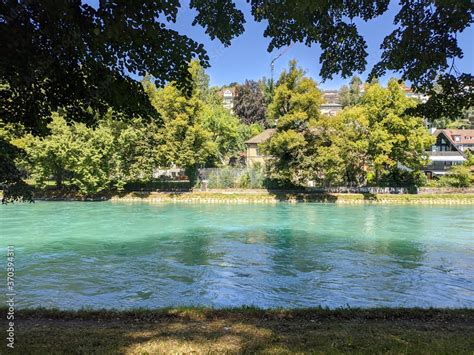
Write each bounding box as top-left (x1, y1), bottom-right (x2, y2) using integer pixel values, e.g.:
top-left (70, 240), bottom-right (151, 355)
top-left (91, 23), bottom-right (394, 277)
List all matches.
top-left (0, 0), bottom-right (244, 132)
top-left (251, 0), bottom-right (472, 120)
top-left (265, 61), bottom-right (323, 185)
top-left (266, 65), bottom-right (433, 188)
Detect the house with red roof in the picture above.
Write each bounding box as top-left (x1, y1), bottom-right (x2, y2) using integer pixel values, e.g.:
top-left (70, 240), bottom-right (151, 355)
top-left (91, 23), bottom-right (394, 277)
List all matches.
top-left (423, 129), bottom-right (474, 179)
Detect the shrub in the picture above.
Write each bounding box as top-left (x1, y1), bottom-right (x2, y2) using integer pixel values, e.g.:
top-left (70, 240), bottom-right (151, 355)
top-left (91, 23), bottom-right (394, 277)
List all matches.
top-left (438, 165), bottom-right (473, 188)
top-left (237, 172), bottom-right (251, 188)
top-left (207, 168), bottom-right (238, 189)
top-left (124, 180), bottom-right (192, 191)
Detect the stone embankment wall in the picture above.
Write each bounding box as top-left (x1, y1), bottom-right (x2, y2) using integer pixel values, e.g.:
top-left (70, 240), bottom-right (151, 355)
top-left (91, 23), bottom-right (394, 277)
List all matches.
top-left (418, 187), bottom-right (474, 194)
top-left (305, 187), bottom-right (411, 194)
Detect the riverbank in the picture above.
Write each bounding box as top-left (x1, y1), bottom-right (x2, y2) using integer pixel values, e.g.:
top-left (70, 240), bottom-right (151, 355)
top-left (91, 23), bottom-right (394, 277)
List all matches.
top-left (1, 307), bottom-right (472, 354)
top-left (110, 190), bottom-right (474, 204)
top-left (4, 188), bottom-right (474, 204)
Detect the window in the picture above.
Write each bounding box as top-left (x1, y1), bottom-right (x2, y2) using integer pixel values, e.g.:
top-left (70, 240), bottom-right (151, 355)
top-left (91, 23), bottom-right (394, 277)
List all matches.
top-left (454, 135), bottom-right (460, 142)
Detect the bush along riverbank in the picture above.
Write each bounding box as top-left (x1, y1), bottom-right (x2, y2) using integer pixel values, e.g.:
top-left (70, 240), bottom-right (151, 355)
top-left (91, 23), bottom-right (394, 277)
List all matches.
top-left (1, 307), bottom-right (473, 354)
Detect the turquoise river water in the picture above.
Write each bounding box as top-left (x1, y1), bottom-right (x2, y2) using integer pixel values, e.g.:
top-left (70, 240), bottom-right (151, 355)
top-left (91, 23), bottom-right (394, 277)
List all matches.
top-left (1, 202), bottom-right (473, 309)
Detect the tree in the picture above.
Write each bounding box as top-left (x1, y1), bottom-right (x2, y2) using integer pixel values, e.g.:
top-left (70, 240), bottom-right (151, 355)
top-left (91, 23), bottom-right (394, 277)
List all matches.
top-left (360, 79), bottom-right (434, 185)
top-left (0, 120), bottom-right (32, 203)
top-left (144, 77), bottom-right (218, 185)
top-left (200, 103), bottom-right (249, 164)
top-left (3, 1), bottom-right (470, 131)
top-left (25, 113), bottom-right (115, 195)
top-left (101, 114), bottom-right (160, 191)
top-left (331, 107), bottom-right (370, 186)
top-left (0, 0), bottom-right (245, 200)
top-left (339, 76), bottom-right (363, 108)
top-left (25, 114), bottom-right (75, 190)
top-left (1, 1), bottom-right (246, 131)
top-left (67, 122), bottom-right (114, 195)
top-left (233, 80), bottom-right (267, 125)
top-left (259, 77), bottom-right (274, 107)
top-left (438, 165), bottom-right (473, 188)
top-left (265, 61), bottom-right (323, 186)
top-left (266, 70), bottom-right (433, 188)
top-left (431, 106), bottom-right (474, 129)
top-left (252, 1), bottom-right (472, 107)
top-left (268, 60), bottom-right (323, 125)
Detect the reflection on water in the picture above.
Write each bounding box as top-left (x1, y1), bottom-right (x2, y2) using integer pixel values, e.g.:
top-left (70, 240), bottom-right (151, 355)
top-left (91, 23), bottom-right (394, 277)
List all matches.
top-left (1, 202), bottom-right (473, 309)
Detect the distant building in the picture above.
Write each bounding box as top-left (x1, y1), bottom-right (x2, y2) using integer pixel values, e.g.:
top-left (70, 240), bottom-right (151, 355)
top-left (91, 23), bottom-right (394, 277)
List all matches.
top-left (322, 90), bottom-right (339, 104)
top-left (423, 129), bottom-right (473, 179)
top-left (320, 102), bottom-right (343, 116)
top-left (220, 87), bottom-right (237, 112)
top-left (435, 129), bottom-right (474, 153)
top-left (321, 90), bottom-right (343, 116)
top-left (402, 84), bottom-right (429, 103)
top-left (245, 128), bottom-right (276, 166)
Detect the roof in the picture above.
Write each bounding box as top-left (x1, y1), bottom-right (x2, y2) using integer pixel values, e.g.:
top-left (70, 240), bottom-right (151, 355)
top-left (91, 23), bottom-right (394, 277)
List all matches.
top-left (431, 130), bottom-right (466, 158)
top-left (245, 128), bottom-right (276, 144)
top-left (434, 129), bottom-right (474, 145)
top-left (320, 103), bottom-right (343, 108)
top-left (322, 90), bottom-right (340, 104)
top-left (220, 87), bottom-right (237, 96)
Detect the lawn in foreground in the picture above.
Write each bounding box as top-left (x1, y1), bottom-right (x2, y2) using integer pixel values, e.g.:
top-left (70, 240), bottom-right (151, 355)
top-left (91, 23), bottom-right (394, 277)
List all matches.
top-left (1, 308), bottom-right (473, 354)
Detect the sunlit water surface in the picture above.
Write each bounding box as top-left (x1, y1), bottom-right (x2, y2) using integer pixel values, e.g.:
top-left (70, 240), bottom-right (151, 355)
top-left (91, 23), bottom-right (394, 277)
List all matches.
top-left (1, 202), bottom-right (473, 309)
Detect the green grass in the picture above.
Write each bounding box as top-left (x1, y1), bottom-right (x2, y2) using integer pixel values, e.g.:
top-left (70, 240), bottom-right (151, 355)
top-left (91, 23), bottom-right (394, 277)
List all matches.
top-left (117, 191), bottom-right (474, 204)
top-left (3, 183), bottom-right (474, 203)
top-left (1, 307), bottom-right (473, 354)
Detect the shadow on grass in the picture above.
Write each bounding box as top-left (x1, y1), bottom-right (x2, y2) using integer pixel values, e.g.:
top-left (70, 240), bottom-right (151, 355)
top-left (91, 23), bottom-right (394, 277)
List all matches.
top-left (362, 192), bottom-right (378, 201)
top-left (2, 307), bottom-right (473, 354)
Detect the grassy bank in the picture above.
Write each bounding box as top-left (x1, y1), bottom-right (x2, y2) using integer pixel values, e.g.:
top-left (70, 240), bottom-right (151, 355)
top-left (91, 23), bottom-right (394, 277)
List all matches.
top-left (1, 307), bottom-right (473, 354)
top-left (3, 189), bottom-right (474, 204)
top-left (111, 190), bottom-right (474, 204)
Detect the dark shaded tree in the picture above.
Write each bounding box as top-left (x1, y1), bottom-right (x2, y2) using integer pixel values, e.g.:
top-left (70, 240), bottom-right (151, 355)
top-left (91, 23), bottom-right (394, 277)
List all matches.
top-left (251, 0), bottom-right (473, 119)
top-left (0, 0), bottom-right (245, 201)
top-left (233, 80), bottom-right (267, 125)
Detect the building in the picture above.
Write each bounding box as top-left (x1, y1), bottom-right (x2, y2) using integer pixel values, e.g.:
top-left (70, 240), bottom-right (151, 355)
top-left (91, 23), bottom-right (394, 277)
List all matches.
top-left (434, 129), bottom-right (474, 153)
top-left (320, 102), bottom-right (343, 116)
top-left (402, 84), bottom-right (429, 103)
top-left (322, 90), bottom-right (339, 104)
top-left (220, 87), bottom-right (237, 112)
top-left (423, 129), bottom-right (470, 179)
top-left (245, 128), bottom-right (276, 166)
top-left (321, 90), bottom-right (342, 116)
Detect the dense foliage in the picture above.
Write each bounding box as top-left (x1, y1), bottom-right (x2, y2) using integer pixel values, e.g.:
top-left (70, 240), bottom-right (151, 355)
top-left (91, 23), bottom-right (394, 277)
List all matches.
top-left (24, 113), bottom-right (160, 195)
top-left (233, 80), bottom-right (268, 125)
top-left (16, 62), bottom-right (254, 194)
top-left (339, 76), bottom-right (363, 108)
top-left (265, 62), bottom-right (434, 188)
top-left (1, 56), bottom-right (472, 199)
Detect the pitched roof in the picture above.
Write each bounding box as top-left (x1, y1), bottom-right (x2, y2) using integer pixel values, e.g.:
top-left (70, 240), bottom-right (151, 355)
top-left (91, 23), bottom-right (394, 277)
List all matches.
top-left (435, 129), bottom-right (474, 145)
top-left (220, 87), bottom-right (237, 96)
top-left (322, 90), bottom-right (340, 104)
top-left (432, 130), bottom-right (466, 157)
top-left (245, 128), bottom-right (276, 144)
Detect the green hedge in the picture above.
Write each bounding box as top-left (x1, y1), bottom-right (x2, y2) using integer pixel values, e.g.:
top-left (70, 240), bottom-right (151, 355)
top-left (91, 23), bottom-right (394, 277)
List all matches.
top-left (124, 180), bottom-right (193, 191)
